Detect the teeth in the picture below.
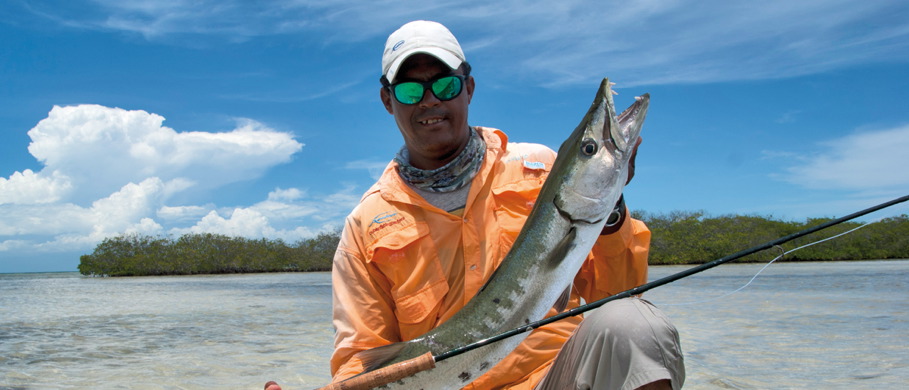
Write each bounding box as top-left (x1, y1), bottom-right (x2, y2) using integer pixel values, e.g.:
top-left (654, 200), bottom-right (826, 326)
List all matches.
top-left (421, 118), bottom-right (443, 125)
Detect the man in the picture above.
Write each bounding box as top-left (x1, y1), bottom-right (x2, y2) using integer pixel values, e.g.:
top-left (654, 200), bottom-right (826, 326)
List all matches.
top-left (272, 20), bottom-right (685, 390)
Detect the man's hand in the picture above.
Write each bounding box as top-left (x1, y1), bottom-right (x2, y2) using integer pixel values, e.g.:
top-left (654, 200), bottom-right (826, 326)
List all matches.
top-left (264, 381), bottom-right (282, 390)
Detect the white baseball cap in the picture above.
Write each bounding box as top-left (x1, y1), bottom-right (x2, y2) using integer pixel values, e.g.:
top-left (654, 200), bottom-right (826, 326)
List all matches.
top-left (382, 20), bottom-right (466, 84)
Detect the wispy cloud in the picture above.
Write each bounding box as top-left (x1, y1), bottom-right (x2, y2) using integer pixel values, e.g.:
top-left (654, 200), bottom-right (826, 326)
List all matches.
top-left (776, 110), bottom-right (802, 124)
top-left (493, 0), bottom-right (909, 86)
top-left (779, 124), bottom-right (909, 191)
top-left (217, 80), bottom-right (363, 103)
top-left (345, 159), bottom-right (390, 180)
top-left (19, 1), bottom-right (909, 86)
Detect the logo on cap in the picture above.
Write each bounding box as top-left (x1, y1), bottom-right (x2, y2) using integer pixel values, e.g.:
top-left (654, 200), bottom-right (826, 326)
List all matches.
top-left (393, 40), bottom-right (405, 51)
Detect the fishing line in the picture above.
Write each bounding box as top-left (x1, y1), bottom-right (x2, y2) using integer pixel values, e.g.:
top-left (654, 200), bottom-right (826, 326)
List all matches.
top-left (659, 221), bottom-right (875, 306)
top-left (432, 194), bottom-right (909, 363)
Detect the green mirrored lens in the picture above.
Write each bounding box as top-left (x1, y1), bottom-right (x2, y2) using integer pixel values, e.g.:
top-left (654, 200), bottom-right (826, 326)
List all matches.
top-left (394, 83), bottom-right (425, 104)
top-left (432, 76), bottom-right (462, 100)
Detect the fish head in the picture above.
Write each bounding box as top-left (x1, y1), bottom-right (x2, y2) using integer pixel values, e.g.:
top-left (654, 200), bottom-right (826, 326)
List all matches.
top-left (551, 78), bottom-right (649, 225)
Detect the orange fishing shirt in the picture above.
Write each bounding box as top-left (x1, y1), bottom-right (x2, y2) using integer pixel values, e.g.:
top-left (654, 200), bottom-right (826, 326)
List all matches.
top-left (330, 127), bottom-right (651, 389)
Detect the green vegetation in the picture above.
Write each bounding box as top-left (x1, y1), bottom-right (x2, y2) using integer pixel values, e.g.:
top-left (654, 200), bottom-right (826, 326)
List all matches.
top-left (79, 213), bottom-right (909, 276)
top-left (78, 231), bottom-right (340, 277)
top-left (638, 211), bottom-right (909, 265)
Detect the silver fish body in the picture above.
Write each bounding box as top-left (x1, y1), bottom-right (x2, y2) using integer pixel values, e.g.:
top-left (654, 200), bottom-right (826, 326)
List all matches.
top-left (354, 78), bottom-right (649, 389)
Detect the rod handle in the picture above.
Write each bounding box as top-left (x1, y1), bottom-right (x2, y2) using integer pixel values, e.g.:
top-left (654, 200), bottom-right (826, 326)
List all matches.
top-left (316, 352), bottom-right (435, 390)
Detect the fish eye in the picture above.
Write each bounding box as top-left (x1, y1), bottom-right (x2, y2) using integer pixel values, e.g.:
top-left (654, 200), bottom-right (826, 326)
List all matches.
top-left (580, 139), bottom-right (598, 156)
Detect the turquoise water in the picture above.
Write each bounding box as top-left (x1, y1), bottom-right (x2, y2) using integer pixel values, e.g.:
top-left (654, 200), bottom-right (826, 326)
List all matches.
top-left (1, 260), bottom-right (907, 389)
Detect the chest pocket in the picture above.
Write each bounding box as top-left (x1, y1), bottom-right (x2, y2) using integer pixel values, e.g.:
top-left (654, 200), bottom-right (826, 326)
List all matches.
top-left (491, 152), bottom-right (550, 239)
top-left (491, 175), bottom-right (546, 262)
top-left (367, 221), bottom-right (450, 331)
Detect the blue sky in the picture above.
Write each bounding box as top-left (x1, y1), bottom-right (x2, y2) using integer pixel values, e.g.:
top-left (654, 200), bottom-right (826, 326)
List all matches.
top-left (2, 0), bottom-right (908, 273)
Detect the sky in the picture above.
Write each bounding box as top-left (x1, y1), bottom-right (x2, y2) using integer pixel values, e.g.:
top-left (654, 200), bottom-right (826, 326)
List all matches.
top-left (2, 0), bottom-right (908, 273)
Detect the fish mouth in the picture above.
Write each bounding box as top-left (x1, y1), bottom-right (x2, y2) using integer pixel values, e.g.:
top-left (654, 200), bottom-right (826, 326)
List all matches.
top-left (616, 94), bottom-right (649, 146)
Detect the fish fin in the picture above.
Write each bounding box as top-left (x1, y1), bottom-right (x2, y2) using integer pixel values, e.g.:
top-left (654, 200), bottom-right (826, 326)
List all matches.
top-left (547, 227), bottom-right (577, 269)
top-left (553, 284), bottom-right (572, 312)
top-left (354, 342), bottom-right (409, 372)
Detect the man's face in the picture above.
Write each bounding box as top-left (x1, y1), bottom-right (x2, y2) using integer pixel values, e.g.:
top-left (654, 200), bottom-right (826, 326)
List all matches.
top-left (381, 54), bottom-right (475, 170)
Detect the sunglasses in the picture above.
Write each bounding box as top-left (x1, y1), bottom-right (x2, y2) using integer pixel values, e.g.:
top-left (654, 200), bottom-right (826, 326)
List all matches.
top-left (387, 75), bottom-right (466, 105)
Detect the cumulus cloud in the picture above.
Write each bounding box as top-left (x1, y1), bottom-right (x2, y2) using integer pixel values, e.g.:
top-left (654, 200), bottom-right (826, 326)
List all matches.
top-left (167, 185), bottom-right (358, 242)
top-left (18, 104), bottom-right (302, 204)
top-left (779, 124), bottom-right (909, 191)
top-left (0, 178), bottom-right (166, 251)
top-left (87, 178), bottom-right (167, 232)
top-left (1, 181), bottom-right (350, 254)
top-left (175, 208), bottom-right (272, 238)
top-left (169, 208), bottom-right (321, 243)
top-left (0, 169), bottom-right (72, 204)
top-left (0, 104), bottom-right (305, 255)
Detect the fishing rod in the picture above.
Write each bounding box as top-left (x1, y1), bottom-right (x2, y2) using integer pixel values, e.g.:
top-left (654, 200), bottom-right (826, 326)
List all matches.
top-left (439, 194), bottom-right (909, 361)
top-left (316, 194), bottom-right (909, 390)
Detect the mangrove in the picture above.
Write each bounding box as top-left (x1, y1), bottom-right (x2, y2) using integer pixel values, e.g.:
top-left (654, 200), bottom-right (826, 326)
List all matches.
top-left (78, 212), bottom-right (909, 276)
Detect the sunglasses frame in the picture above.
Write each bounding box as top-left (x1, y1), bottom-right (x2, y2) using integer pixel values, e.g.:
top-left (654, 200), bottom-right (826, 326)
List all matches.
top-left (385, 74), bottom-right (467, 105)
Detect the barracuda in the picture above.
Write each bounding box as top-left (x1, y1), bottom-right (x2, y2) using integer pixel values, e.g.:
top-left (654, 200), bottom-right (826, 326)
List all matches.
top-left (350, 78), bottom-right (649, 389)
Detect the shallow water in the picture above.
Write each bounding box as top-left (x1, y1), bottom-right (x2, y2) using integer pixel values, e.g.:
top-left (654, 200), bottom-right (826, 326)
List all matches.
top-left (1, 260), bottom-right (907, 389)
top-left (646, 260), bottom-right (909, 389)
top-left (0, 272), bottom-right (334, 389)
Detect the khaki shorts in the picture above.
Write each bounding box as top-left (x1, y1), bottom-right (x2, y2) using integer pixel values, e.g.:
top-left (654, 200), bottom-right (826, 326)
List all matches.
top-left (535, 298), bottom-right (685, 390)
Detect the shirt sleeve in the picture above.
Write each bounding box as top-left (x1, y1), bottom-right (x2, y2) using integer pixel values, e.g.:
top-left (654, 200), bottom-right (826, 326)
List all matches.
top-left (573, 211), bottom-right (652, 303)
top-left (330, 227), bottom-right (400, 382)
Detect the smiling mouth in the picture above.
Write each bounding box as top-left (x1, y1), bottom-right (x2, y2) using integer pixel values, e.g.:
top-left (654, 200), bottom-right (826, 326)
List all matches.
top-left (419, 118), bottom-right (444, 125)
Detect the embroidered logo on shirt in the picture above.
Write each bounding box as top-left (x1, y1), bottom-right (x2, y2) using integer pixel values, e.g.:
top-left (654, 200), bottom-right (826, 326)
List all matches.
top-left (367, 211), bottom-right (408, 238)
top-left (372, 211), bottom-right (398, 225)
